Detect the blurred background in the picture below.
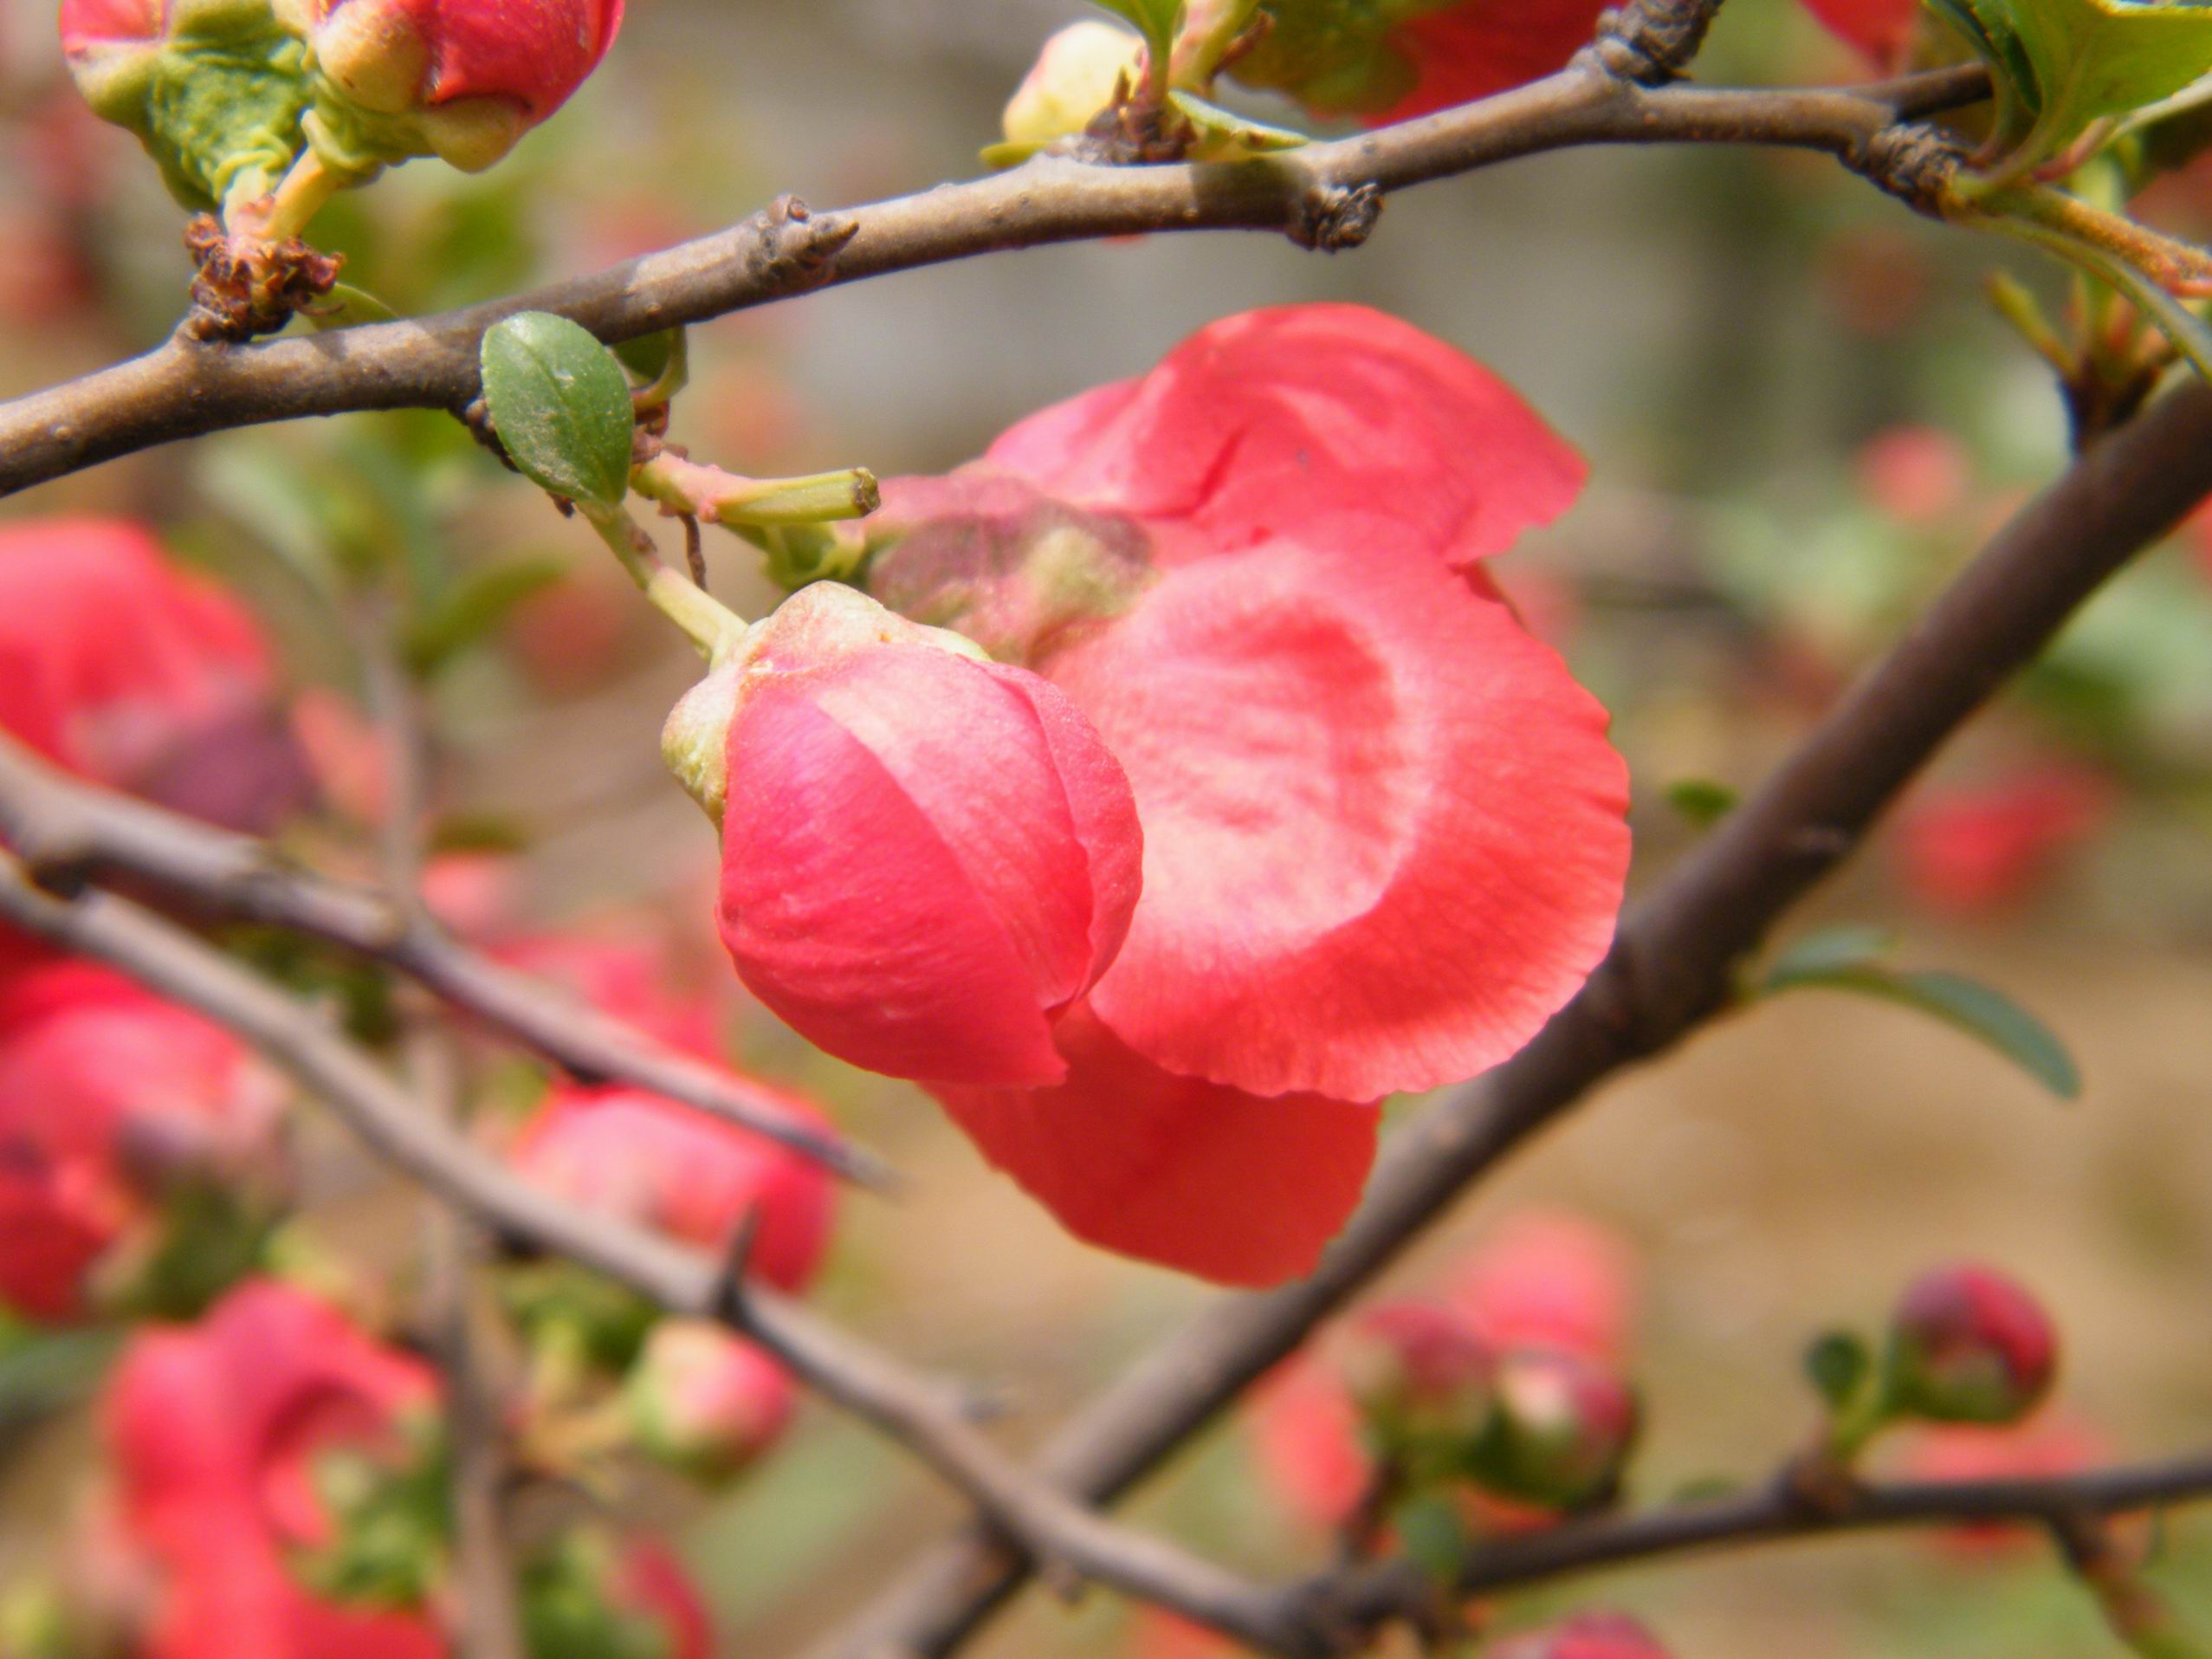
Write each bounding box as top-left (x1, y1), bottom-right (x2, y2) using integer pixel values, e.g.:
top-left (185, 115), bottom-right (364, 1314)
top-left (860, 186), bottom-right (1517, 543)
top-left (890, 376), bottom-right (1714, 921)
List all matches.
top-left (3, 0), bottom-right (2211, 1653)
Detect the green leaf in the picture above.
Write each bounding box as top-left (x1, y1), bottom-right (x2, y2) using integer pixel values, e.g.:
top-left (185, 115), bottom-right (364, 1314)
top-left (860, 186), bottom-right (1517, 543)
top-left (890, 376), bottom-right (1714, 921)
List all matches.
top-left (1804, 1330), bottom-right (1872, 1410)
top-left (1764, 924), bottom-right (1898, 982)
top-left (1764, 957), bottom-right (2083, 1100)
top-left (1388, 1494), bottom-right (1470, 1587)
top-left (1093, 0), bottom-right (1184, 58)
top-left (402, 555), bottom-right (569, 676)
top-left (1665, 777), bottom-right (1739, 829)
top-left (479, 313), bottom-right (637, 511)
top-left (304, 282), bottom-right (401, 331)
top-left (1167, 89), bottom-right (1310, 159)
top-left (1935, 0), bottom-right (2212, 171)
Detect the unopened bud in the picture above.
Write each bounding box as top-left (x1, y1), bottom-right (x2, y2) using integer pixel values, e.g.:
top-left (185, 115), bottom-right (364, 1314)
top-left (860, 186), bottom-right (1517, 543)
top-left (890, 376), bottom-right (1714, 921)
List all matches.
top-left (1002, 21), bottom-right (1144, 151)
top-left (1886, 1265), bottom-right (2057, 1426)
top-left (1469, 1347), bottom-right (1638, 1510)
top-left (624, 1321), bottom-right (794, 1483)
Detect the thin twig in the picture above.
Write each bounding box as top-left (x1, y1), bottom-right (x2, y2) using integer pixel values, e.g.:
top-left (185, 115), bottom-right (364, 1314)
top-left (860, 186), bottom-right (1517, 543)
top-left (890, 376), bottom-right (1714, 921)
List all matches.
top-left (0, 62), bottom-right (1986, 499)
top-left (804, 373), bottom-right (2212, 1658)
top-left (0, 732), bottom-right (893, 1189)
top-left (0, 862), bottom-right (1316, 1654)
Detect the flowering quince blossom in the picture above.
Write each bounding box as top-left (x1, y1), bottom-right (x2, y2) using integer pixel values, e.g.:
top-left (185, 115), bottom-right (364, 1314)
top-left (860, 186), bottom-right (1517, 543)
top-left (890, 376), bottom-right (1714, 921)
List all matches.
top-left (1893, 763), bottom-right (2112, 916)
top-left (1489, 1611), bottom-right (1677, 1659)
top-left (508, 1081), bottom-right (836, 1293)
top-left (663, 580), bottom-right (1142, 1089)
top-left (0, 963), bottom-right (288, 1322)
top-left (100, 1279), bottom-right (447, 1659)
top-left (864, 304), bottom-right (1630, 1285)
top-left (624, 1319), bottom-right (796, 1483)
top-left (606, 1540), bottom-right (715, 1659)
top-left (1886, 1263), bottom-right (2060, 1426)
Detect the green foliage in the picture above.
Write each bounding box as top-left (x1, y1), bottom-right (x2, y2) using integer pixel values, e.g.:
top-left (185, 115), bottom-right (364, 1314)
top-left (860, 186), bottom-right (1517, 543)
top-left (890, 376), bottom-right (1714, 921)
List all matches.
top-left (1804, 1329), bottom-right (1873, 1411)
top-left (1665, 777), bottom-right (1739, 829)
top-left (479, 313), bottom-right (637, 511)
top-left (1093, 0), bottom-right (1186, 59)
top-left (1761, 928), bottom-right (2083, 1100)
top-left (402, 554), bottom-right (569, 676)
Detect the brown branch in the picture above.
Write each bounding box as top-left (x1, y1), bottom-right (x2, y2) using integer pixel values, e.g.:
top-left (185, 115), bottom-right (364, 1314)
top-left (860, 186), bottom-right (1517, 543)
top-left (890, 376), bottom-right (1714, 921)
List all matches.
top-left (0, 859), bottom-right (1322, 1655)
top-left (0, 732), bottom-right (892, 1189)
top-left (804, 377), bottom-right (2212, 1659)
top-left (0, 62), bottom-right (1985, 501)
top-left (1313, 1448), bottom-right (2212, 1624)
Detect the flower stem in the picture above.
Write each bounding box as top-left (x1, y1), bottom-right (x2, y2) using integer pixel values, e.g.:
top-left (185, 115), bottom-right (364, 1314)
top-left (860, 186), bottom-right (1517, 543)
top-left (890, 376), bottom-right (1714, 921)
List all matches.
top-left (634, 453), bottom-right (880, 528)
top-left (225, 146), bottom-right (345, 243)
top-left (578, 500), bottom-right (747, 660)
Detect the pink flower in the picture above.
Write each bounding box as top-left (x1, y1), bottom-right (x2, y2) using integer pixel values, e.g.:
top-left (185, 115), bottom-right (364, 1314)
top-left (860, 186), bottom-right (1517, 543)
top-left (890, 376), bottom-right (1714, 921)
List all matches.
top-left (1490, 1611), bottom-right (1676, 1659)
top-left (933, 1004), bottom-right (1375, 1287)
top-left (102, 1280), bottom-right (446, 1659)
top-left (0, 518), bottom-right (306, 831)
top-left (1887, 1265), bottom-right (2060, 1427)
top-left (1228, 1), bottom-right (1607, 126)
top-left (624, 1320), bottom-right (796, 1482)
top-left (1446, 1210), bottom-right (1635, 1364)
top-left (863, 307), bottom-right (1627, 1283)
top-left (607, 1540), bottom-right (715, 1659)
top-left (1855, 424), bottom-right (1974, 527)
top-left (1475, 1345), bottom-right (1640, 1508)
top-left (0, 964), bottom-right (287, 1322)
top-left (1801, 0), bottom-right (1923, 67)
top-left (669, 581), bottom-right (1142, 1089)
top-left (282, 0), bottom-right (626, 171)
top-left (1895, 1410), bottom-right (2110, 1558)
top-left (1893, 764), bottom-right (2112, 916)
top-left (508, 1082), bottom-right (836, 1293)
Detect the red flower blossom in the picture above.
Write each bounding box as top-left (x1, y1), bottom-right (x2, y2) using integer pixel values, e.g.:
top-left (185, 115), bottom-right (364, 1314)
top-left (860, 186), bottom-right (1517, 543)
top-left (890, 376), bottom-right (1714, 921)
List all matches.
top-left (1895, 1409), bottom-right (2110, 1558)
top-left (102, 1279), bottom-right (445, 1659)
top-left (508, 1082), bottom-right (836, 1293)
top-left (1894, 763), bottom-right (2112, 916)
top-left (1887, 1264), bottom-right (2059, 1427)
top-left (0, 518), bottom-right (306, 832)
top-left (1801, 0), bottom-right (1923, 67)
top-left (1445, 1210), bottom-right (1636, 1364)
top-left (672, 581), bottom-right (1142, 1088)
top-left (281, 0), bottom-right (626, 170)
top-left (1228, 1), bottom-right (1607, 126)
top-left (864, 305), bottom-right (1629, 1283)
top-left (0, 964), bottom-right (286, 1322)
top-left (608, 1540), bottom-right (715, 1659)
top-left (935, 1004), bottom-right (1376, 1287)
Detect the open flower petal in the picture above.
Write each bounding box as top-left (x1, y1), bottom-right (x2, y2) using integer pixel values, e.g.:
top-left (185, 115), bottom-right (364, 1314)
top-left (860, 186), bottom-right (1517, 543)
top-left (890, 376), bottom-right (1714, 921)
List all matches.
top-left (933, 1005), bottom-right (1378, 1287)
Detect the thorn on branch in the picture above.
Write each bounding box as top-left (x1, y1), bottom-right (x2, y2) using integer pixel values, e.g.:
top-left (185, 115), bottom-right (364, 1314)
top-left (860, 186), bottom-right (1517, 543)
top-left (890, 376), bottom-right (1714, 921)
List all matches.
top-left (748, 196), bottom-right (862, 295)
top-left (1290, 184), bottom-right (1383, 254)
top-left (1584, 0), bottom-right (1725, 87)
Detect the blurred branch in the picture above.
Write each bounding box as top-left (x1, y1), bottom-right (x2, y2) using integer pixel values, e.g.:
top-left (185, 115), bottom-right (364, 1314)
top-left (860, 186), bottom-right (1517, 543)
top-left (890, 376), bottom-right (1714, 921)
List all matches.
top-left (0, 731), bottom-right (893, 1190)
top-left (805, 375), bottom-right (2212, 1658)
top-left (1314, 1448), bottom-right (2212, 1623)
top-left (0, 61), bottom-right (1986, 499)
top-left (0, 861), bottom-right (1323, 1655)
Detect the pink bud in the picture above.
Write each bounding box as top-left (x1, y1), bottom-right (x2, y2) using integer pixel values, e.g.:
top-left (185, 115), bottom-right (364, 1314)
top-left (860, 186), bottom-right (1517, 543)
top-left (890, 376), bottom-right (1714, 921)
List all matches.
top-left (508, 1082), bottom-right (836, 1293)
top-left (1337, 1302), bottom-right (1494, 1461)
top-left (279, 0), bottom-right (625, 171)
top-left (1472, 1347), bottom-right (1640, 1510)
top-left (624, 1321), bottom-right (794, 1483)
top-left (608, 1540), bottom-right (715, 1659)
top-left (676, 582), bottom-right (1142, 1087)
top-left (1893, 764), bottom-right (2112, 917)
top-left (0, 518), bottom-right (305, 833)
top-left (1489, 1611), bottom-right (1675, 1659)
top-left (1446, 1211), bottom-right (1636, 1364)
top-left (1887, 1265), bottom-right (2058, 1426)
top-left (0, 965), bottom-right (288, 1322)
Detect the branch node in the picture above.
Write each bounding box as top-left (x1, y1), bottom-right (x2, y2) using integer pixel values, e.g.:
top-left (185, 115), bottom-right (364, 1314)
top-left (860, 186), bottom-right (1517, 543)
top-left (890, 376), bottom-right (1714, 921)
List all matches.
top-left (1583, 1), bottom-right (1724, 87)
top-left (1850, 123), bottom-right (1965, 219)
top-left (1290, 184), bottom-right (1384, 253)
top-left (751, 196), bottom-right (862, 293)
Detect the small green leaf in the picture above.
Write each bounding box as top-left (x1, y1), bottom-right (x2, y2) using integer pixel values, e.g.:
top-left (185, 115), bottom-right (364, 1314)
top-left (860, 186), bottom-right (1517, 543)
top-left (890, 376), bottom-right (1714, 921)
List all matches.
top-left (1765, 958), bottom-right (2082, 1100)
top-left (1093, 0), bottom-right (1184, 59)
top-left (479, 313), bottom-right (637, 511)
top-left (1764, 924), bottom-right (1898, 982)
top-left (304, 282), bottom-right (401, 331)
top-left (403, 555), bottom-right (570, 675)
top-left (1665, 777), bottom-right (1739, 829)
top-left (1935, 0), bottom-right (2212, 172)
top-left (1670, 1474), bottom-right (1745, 1504)
top-left (1167, 90), bottom-right (1310, 158)
top-left (1388, 1494), bottom-right (1469, 1587)
top-left (1805, 1330), bottom-right (1872, 1410)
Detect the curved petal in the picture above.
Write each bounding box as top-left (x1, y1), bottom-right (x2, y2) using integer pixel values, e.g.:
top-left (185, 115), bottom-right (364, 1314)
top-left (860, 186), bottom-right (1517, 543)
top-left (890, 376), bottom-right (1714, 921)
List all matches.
top-left (932, 1004), bottom-right (1378, 1287)
top-left (982, 305), bottom-right (1585, 573)
top-left (1050, 533), bottom-right (1631, 1101)
top-left (1377, 1), bottom-right (1611, 124)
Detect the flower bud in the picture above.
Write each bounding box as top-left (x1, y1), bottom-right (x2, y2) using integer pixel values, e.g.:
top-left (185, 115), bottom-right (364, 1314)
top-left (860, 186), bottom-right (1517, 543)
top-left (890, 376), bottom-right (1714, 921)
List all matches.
top-left (1469, 1347), bottom-right (1639, 1510)
top-left (0, 965), bottom-right (288, 1323)
top-left (1336, 1302), bottom-right (1493, 1466)
top-left (669, 582), bottom-right (1142, 1087)
top-left (1886, 1265), bottom-right (2057, 1426)
top-left (1489, 1611), bottom-right (1676, 1659)
top-left (274, 0), bottom-right (625, 175)
top-left (624, 1321), bottom-right (794, 1484)
top-left (1002, 21), bottom-right (1143, 151)
top-left (60, 0), bottom-right (313, 210)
